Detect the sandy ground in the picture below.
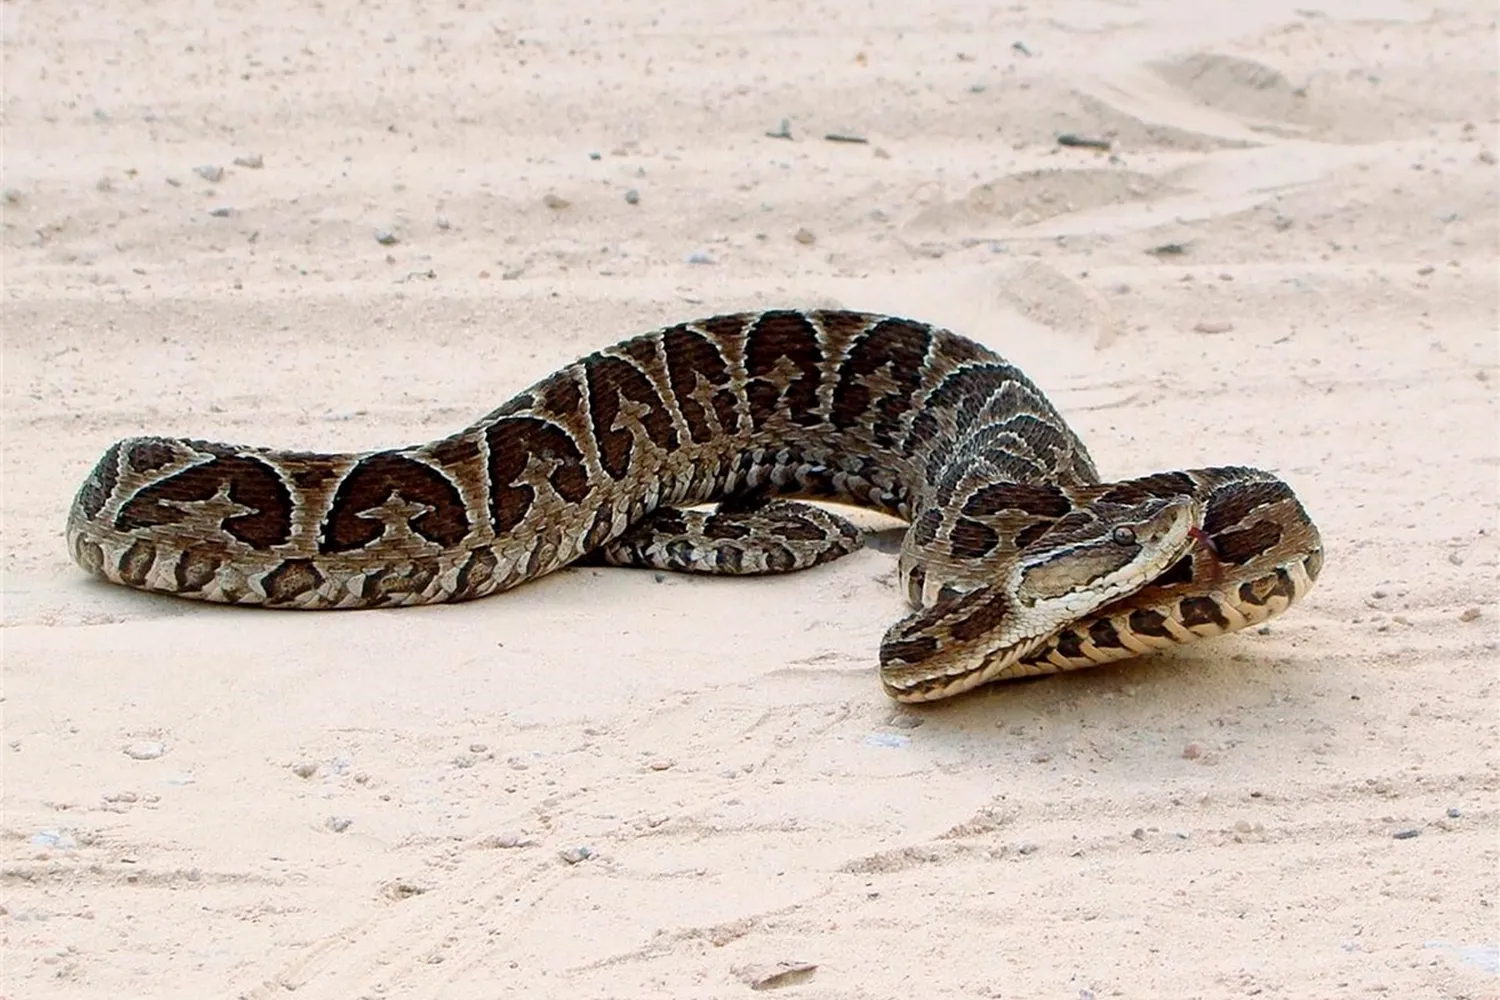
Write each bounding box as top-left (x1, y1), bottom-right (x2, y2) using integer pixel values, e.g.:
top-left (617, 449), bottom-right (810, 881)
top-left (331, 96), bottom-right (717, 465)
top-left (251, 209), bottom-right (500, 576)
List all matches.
top-left (3, 1), bottom-right (1497, 997)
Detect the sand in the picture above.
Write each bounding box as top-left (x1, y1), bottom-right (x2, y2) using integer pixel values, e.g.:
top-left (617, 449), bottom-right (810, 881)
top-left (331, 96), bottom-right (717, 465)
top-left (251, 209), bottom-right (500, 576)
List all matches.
top-left (3, 1), bottom-right (1497, 997)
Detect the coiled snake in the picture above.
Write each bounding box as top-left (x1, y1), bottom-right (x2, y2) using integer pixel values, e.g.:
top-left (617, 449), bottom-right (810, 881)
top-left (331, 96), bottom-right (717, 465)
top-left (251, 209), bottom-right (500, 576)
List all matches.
top-left (66, 310), bottom-right (1323, 701)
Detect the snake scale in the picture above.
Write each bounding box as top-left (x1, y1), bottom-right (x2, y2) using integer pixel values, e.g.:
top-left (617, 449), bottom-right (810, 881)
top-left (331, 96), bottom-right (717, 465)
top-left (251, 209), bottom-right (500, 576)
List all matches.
top-left (66, 309), bottom-right (1323, 701)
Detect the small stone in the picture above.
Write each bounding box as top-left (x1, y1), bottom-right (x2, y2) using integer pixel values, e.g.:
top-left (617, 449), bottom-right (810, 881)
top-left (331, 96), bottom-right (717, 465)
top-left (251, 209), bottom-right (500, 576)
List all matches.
top-left (374, 229), bottom-right (399, 245)
top-left (1233, 819), bottom-right (1253, 833)
top-left (793, 227), bottom-right (816, 245)
top-left (648, 758), bottom-right (674, 771)
top-left (1392, 828), bottom-right (1420, 840)
top-left (468, 743), bottom-right (488, 754)
top-left (1446, 807), bottom-right (1461, 819)
top-left (124, 741), bottom-right (165, 761)
top-left (686, 249), bottom-right (714, 264)
top-left (1416, 264), bottom-right (1435, 276)
top-left (289, 761), bottom-right (318, 779)
top-left (209, 206), bottom-right (233, 217)
top-left (1448, 551), bottom-right (1465, 565)
top-left (1181, 742), bottom-right (1205, 760)
top-left (1131, 827), bottom-right (1146, 840)
top-left (193, 164), bottom-right (224, 182)
top-left (624, 188), bottom-right (639, 204)
top-left (542, 193), bottom-right (570, 210)
top-left (1193, 320), bottom-right (1234, 334)
top-left (3, 187), bottom-right (23, 204)
top-left (435, 216), bottom-right (451, 230)
top-left (1017, 842), bottom-right (1039, 855)
top-left (736, 961), bottom-right (817, 991)
top-left (452, 754), bottom-right (476, 769)
top-left (95, 176), bottom-right (114, 193)
top-left (1459, 607), bottom-right (1481, 622)
top-left (231, 153), bottom-right (264, 169)
top-left (326, 816), bottom-right (353, 833)
top-left (888, 713), bottom-right (925, 730)
top-left (480, 832), bottom-right (525, 849)
top-left (558, 845), bottom-right (592, 864)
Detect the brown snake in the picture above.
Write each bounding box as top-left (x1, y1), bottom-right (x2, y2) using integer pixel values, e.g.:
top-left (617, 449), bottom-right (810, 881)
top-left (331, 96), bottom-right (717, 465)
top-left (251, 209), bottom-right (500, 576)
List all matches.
top-left (66, 310), bottom-right (1323, 701)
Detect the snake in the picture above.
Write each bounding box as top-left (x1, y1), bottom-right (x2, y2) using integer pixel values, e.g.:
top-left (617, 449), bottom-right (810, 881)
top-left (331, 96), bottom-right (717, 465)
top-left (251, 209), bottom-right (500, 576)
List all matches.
top-left (65, 309), bottom-right (1324, 702)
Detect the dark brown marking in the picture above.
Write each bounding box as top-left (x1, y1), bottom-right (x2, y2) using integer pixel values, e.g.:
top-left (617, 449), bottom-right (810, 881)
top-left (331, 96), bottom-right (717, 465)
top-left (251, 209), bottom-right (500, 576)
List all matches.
top-left (1154, 555), bottom-right (1196, 587)
top-left (321, 453), bottom-right (470, 554)
top-left (584, 354), bottom-right (678, 479)
top-left (881, 634), bottom-right (939, 666)
top-left (1096, 471), bottom-right (1197, 506)
top-left (912, 508), bottom-right (944, 546)
top-left (75, 441), bottom-right (123, 521)
top-left (1213, 520), bottom-right (1283, 565)
top-left (1087, 618), bottom-right (1125, 650)
top-left (962, 482), bottom-right (1072, 519)
top-left (1203, 478), bottom-right (1295, 534)
top-left (118, 539), bottom-right (156, 587)
top-left (1179, 596), bottom-right (1230, 630)
top-left (662, 325), bottom-right (740, 443)
top-left (702, 513), bottom-right (750, 540)
top-left (453, 548), bottom-right (499, 601)
top-left (830, 317), bottom-right (933, 446)
top-left (427, 433), bottom-right (482, 469)
top-left (484, 416), bottom-right (591, 534)
top-left (263, 559), bottom-right (324, 604)
top-left (1304, 548), bottom-right (1324, 582)
top-left (949, 518), bottom-right (1000, 559)
top-left (1128, 608), bottom-right (1171, 638)
top-left (1054, 629), bottom-right (1085, 660)
top-left (534, 369), bottom-right (584, 419)
top-left (743, 310), bottom-right (825, 428)
top-left (948, 587), bottom-right (1015, 643)
top-left (763, 543), bottom-right (797, 573)
top-left (116, 453), bottom-right (294, 550)
top-left (763, 511), bottom-right (827, 542)
top-left (127, 439), bottom-right (178, 474)
top-left (174, 546), bottom-right (224, 593)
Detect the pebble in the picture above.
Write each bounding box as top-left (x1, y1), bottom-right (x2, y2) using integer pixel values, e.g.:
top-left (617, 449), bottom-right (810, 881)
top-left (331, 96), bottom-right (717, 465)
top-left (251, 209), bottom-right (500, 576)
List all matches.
top-left (542, 193), bottom-right (570, 210)
top-left (793, 227), bottom-right (816, 245)
top-left (31, 830), bottom-right (77, 850)
top-left (193, 164), bottom-right (224, 182)
top-left (686, 250), bottom-right (714, 264)
top-left (1459, 607), bottom-right (1481, 622)
top-left (124, 741), bottom-right (165, 760)
top-left (735, 961), bottom-right (817, 990)
top-left (289, 761), bottom-right (318, 779)
top-left (374, 229), bottom-right (399, 245)
top-left (326, 816), bottom-right (353, 833)
top-left (1448, 551), bottom-right (1465, 565)
top-left (1016, 842), bottom-right (1039, 855)
top-left (1193, 320), bottom-right (1235, 334)
top-left (209, 207), bottom-right (233, 217)
top-left (232, 153), bottom-right (264, 169)
top-left (887, 713), bottom-right (924, 730)
top-left (624, 188), bottom-right (640, 205)
top-left (481, 832), bottom-right (526, 849)
top-left (435, 216), bottom-right (451, 230)
top-left (1392, 828), bottom-right (1420, 840)
top-left (1447, 807), bottom-right (1461, 819)
top-left (1181, 741), bottom-right (1205, 760)
top-left (468, 743), bottom-right (488, 754)
top-left (558, 845), bottom-right (592, 864)
top-left (648, 758), bottom-right (673, 771)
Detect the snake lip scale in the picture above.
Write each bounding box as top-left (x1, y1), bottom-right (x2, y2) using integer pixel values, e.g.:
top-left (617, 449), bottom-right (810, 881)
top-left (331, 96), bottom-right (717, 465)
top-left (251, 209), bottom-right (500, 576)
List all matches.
top-left (66, 309), bottom-right (1324, 702)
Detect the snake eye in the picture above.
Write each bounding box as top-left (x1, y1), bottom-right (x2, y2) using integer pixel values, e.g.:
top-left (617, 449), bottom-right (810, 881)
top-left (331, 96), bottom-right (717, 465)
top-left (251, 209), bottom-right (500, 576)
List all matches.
top-left (1111, 526), bottom-right (1137, 546)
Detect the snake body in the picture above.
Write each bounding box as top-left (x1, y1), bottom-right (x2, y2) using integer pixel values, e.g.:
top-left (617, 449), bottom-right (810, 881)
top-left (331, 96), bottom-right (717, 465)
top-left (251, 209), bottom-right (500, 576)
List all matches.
top-left (66, 310), bottom-right (1323, 701)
